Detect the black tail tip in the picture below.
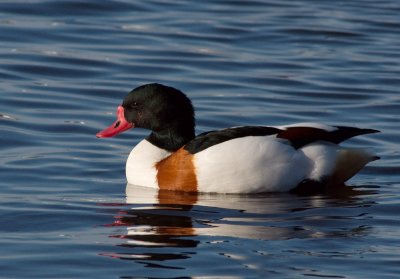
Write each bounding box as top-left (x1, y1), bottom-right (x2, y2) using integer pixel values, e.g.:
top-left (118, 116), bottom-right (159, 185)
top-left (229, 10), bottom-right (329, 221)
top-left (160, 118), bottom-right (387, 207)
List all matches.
top-left (365, 128), bottom-right (380, 134)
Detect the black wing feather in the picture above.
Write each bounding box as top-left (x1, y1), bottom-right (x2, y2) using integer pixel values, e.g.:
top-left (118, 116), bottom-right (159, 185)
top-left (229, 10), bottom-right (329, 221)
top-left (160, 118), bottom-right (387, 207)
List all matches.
top-left (277, 126), bottom-right (379, 149)
top-left (184, 125), bottom-right (379, 153)
top-left (184, 126), bottom-right (281, 154)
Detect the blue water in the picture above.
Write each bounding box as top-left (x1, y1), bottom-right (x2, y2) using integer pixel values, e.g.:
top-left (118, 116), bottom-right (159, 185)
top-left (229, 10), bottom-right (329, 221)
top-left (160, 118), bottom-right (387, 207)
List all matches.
top-left (1, 0), bottom-right (399, 278)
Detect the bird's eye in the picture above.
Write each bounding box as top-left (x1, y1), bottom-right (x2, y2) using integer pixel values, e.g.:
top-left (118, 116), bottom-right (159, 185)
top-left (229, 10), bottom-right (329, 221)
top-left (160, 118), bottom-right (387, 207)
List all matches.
top-left (130, 102), bottom-right (138, 108)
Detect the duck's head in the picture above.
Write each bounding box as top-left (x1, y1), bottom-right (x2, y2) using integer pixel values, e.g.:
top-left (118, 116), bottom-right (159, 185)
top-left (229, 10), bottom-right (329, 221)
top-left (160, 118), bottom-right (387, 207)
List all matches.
top-left (96, 83), bottom-right (195, 151)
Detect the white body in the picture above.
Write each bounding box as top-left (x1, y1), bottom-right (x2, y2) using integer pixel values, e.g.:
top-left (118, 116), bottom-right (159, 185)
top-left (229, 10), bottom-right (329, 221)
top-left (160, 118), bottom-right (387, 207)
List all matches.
top-left (126, 124), bottom-right (376, 193)
top-left (194, 136), bottom-right (311, 193)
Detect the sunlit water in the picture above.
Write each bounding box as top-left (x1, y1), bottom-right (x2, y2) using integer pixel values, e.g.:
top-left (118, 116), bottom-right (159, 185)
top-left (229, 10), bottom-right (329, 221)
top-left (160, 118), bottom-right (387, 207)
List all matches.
top-left (1, 1), bottom-right (399, 278)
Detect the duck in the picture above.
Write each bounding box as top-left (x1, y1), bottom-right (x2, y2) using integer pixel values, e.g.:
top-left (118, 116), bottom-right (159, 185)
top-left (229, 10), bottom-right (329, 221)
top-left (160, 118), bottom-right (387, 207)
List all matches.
top-left (96, 83), bottom-right (379, 194)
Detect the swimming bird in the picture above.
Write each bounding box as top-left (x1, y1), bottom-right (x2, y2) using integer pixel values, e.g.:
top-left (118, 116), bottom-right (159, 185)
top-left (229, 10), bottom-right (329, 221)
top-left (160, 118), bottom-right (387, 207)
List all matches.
top-left (96, 83), bottom-right (379, 193)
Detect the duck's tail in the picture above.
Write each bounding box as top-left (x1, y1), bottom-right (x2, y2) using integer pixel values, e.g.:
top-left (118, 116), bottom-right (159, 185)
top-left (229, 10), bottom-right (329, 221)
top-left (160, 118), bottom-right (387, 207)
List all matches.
top-left (330, 148), bottom-right (379, 185)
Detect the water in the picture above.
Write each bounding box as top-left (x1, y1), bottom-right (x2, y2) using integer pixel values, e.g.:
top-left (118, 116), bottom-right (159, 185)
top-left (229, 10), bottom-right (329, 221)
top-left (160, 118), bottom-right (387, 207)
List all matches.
top-left (1, 0), bottom-right (399, 278)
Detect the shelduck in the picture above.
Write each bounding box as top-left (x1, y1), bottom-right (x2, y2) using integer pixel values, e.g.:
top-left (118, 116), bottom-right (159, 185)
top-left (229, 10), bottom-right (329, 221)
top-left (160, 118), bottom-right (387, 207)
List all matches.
top-left (97, 83), bottom-right (379, 193)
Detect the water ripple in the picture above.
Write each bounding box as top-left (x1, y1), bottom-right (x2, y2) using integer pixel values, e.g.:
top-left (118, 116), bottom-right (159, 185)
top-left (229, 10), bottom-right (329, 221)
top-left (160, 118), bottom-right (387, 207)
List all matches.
top-left (0, 0), bottom-right (399, 278)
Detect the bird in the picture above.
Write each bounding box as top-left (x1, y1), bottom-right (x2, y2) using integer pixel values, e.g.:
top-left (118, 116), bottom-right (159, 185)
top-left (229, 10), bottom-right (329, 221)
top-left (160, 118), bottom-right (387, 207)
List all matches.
top-left (96, 83), bottom-right (379, 194)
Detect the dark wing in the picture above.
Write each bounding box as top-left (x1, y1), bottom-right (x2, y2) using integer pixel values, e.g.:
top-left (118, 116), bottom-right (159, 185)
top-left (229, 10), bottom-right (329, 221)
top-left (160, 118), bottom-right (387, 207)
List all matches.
top-left (277, 126), bottom-right (380, 149)
top-left (184, 125), bottom-right (379, 153)
top-left (184, 126), bottom-right (282, 154)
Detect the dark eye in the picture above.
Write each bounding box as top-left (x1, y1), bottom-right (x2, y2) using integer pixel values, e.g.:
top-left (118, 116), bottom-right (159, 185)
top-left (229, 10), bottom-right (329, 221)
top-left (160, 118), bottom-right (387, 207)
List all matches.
top-left (130, 102), bottom-right (139, 109)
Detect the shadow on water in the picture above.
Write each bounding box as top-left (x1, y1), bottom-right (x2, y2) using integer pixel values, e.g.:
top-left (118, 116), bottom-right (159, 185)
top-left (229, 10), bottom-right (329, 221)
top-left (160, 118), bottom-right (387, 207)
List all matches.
top-left (98, 185), bottom-right (378, 269)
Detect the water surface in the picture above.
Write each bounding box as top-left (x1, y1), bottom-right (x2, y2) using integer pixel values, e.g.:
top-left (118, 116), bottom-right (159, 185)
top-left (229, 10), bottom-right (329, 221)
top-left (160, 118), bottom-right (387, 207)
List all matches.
top-left (0, 0), bottom-right (399, 278)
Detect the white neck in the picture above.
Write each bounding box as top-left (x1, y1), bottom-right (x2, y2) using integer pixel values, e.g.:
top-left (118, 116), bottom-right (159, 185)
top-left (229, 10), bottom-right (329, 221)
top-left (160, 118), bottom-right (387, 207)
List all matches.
top-left (126, 139), bottom-right (171, 188)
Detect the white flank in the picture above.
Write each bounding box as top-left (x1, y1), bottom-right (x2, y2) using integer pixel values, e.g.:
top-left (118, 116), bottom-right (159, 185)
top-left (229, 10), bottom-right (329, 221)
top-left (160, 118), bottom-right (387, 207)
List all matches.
top-left (299, 141), bottom-right (339, 181)
top-left (194, 136), bottom-right (311, 193)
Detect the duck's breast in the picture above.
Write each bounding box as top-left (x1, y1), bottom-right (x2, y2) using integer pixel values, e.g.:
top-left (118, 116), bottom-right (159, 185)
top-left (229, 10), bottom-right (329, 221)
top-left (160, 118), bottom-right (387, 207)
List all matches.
top-left (126, 140), bottom-right (171, 188)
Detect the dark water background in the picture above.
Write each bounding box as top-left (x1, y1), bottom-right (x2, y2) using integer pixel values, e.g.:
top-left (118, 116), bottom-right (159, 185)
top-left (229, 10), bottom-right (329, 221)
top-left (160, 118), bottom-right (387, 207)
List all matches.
top-left (1, 1), bottom-right (399, 278)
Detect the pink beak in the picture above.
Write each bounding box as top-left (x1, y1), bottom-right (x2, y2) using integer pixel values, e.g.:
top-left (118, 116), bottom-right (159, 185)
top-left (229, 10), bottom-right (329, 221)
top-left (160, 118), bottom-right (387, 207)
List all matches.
top-left (96, 105), bottom-right (134, 138)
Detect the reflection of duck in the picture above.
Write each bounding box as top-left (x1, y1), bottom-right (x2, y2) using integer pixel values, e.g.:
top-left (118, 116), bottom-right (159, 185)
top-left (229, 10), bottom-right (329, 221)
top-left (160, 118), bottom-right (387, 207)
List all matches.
top-left (124, 185), bottom-right (374, 239)
top-left (97, 83), bottom-right (379, 193)
top-left (101, 186), bottom-right (375, 264)
top-left (125, 186), bottom-right (300, 241)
